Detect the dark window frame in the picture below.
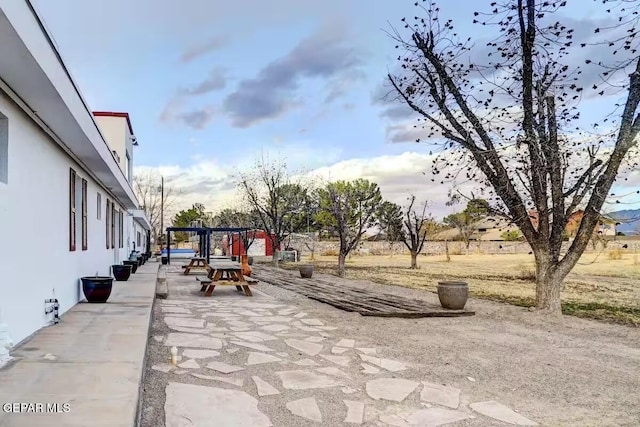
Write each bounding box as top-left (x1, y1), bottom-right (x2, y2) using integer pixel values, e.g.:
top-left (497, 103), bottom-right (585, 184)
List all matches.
top-left (69, 168), bottom-right (76, 251)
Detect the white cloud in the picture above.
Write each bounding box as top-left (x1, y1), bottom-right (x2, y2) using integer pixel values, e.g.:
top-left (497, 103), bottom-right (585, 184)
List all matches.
top-left (135, 151), bottom-right (468, 219)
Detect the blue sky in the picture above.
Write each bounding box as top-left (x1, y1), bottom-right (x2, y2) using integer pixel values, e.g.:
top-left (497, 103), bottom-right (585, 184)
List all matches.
top-left (31, 0), bottom-right (640, 218)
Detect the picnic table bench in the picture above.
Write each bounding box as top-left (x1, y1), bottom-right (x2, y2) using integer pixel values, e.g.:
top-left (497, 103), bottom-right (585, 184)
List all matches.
top-left (196, 261), bottom-right (258, 297)
top-left (182, 257), bottom-right (210, 275)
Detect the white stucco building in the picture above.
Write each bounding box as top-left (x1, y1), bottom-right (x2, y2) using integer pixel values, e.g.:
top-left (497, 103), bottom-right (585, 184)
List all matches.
top-left (0, 0), bottom-right (151, 348)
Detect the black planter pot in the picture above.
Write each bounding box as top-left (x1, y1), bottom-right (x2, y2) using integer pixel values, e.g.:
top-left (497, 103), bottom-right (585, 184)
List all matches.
top-left (231, 256), bottom-right (237, 262)
top-left (161, 256), bottom-right (168, 265)
top-left (248, 256), bottom-right (254, 266)
top-left (123, 260), bottom-right (138, 274)
top-left (81, 277), bottom-right (113, 303)
top-left (112, 264), bottom-right (132, 281)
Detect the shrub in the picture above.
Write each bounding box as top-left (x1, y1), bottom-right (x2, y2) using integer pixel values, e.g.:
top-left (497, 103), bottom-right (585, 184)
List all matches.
top-left (607, 249), bottom-right (623, 260)
top-left (321, 249), bottom-right (339, 256)
top-left (518, 263), bottom-right (536, 280)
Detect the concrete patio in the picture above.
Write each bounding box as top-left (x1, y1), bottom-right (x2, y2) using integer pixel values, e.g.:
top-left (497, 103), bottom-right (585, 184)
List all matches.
top-left (0, 261), bottom-right (157, 427)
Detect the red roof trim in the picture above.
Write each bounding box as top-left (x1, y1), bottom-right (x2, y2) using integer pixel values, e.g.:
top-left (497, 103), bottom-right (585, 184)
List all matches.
top-left (93, 111), bottom-right (135, 136)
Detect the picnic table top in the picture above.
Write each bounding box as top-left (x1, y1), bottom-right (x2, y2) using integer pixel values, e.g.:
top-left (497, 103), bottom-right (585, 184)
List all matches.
top-left (208, 261), bottom-right (242, 270)
top-left (190, 256), bottom-right (207, 261)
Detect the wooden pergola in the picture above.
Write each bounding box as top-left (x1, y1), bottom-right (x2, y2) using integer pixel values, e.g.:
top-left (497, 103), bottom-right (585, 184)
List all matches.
top-left (165, 226), bottom-right (249, 264)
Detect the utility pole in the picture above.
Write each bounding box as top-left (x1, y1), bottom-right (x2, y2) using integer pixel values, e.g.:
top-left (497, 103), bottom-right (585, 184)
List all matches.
top-left (160, 175), bottom-right (164, 247)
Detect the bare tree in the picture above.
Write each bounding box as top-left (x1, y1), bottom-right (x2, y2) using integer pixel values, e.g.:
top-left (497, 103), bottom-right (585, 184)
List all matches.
top-left (386, 0), bottom-right (640, 313)
top-left (238, 157), bottom-right (309, 265)
top-left (133, 170), bottom-right (180, 246)
top-left (401, 195), bottom-right (430, 269)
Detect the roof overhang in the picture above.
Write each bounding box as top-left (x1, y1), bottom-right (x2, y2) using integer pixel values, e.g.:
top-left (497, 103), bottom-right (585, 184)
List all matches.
top-left (130, 209), bottom-right (151, 231)
top-left (0, 1), bottom-right (139, 209)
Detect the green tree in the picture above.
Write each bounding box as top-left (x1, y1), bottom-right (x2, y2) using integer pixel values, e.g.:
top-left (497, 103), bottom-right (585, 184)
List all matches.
top-left (315, 179), bottom-right (382, 277)
top-left (501, 230), bottom-right (523, 241)
top-left (171, 203), bottom-right (206, 242)
top-left (377, 201), bottom-right (405, 248)
top-left (442, 199), bottom-right (488, 252)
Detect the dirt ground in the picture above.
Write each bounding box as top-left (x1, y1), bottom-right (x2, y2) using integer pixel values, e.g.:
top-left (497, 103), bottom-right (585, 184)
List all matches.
top-left (293, 253), bottom-right (640, 325)
top-left (142, 265), bottom-right (640, 426)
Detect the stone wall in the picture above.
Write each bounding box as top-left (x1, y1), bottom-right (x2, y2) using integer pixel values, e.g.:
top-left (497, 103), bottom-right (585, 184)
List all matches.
top-left (287, 237), bottom-right (640, 257)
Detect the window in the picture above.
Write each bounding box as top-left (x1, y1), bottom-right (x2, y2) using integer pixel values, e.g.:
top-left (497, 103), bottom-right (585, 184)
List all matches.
top-left (119, 211), bottom-right (124, 248)
top-left (106, 199), bottom-right (111, 249)
top-left (81, 178), bottom-right (88, 250)
top-left (137, 231), bottom-right (141, 247)
top-left (0, 113), bottom-right (7, 183)
top-left (69, 168), bottom-right (76, 251)
top-left (97, 193), bottom-right (102, 220)
top-left (111, 203), bottom-right (116, 249)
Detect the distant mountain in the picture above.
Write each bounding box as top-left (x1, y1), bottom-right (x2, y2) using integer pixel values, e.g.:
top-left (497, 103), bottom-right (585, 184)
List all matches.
top-left (605, 209), bottom-right (640, 235)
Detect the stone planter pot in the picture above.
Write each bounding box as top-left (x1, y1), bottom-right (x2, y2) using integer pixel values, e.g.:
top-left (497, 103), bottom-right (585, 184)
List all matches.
top-left (81, 277), bottom-right (113, 303)
top-left (111, 264), bottom-right (132, 282)
top-left (248, 256), bottom-right (254, 266)
top-left (299, 264), bottom-right (314, 278)
top-left (437, 281), bottom-right (469, 310)
top-left (123, 260), bottom-right (138, 274)
top-left (161, 256), bottom-right (168, 265)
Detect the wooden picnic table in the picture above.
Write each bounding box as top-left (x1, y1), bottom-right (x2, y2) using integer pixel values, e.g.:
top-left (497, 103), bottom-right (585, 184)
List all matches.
top-left (196, 261), bottom-right (258, 297)
top-left (182, 257), bottom-right (211, 275)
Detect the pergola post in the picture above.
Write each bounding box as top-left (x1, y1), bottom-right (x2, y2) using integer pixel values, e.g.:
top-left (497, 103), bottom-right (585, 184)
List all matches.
top-left (166, 230), bottom-right (171, 264)
top-left (206, 229), bottom-right (211, 264)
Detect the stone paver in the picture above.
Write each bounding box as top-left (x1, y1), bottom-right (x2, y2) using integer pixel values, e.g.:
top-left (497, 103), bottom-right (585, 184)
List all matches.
top-left (470, 401), bottom-right (538, 425)
top-left (366, 378), bottom-right (420, 402)
top-left (287, 397), bottom-right (322, 422)
top-left (206, 361), bottom-right (245, 374)
top-left (246, 352), bottom-right (282, 365)
top-left (420, 381), bottom-right (461, 409)
top-left (343, 400), bottom-right (365, 424)
top-left (277, 370), bottom-right (342, 389)
top-left (252, 376), bottom-right (281, 396)
top-left (284, 338), bottom-right (323, 356)
top-left (165, 382), bottom-right (271, 427)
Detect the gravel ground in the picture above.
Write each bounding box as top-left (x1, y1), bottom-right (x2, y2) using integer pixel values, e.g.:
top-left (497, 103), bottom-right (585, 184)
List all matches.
top-left (139, 266), bottom-right (640, 427)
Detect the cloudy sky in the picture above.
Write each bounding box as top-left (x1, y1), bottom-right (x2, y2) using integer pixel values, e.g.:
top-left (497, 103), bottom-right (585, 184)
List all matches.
top-left (32, 0), bottom-right (639, 218)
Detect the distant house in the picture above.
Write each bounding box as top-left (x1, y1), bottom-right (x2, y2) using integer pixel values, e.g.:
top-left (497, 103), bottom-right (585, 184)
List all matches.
top-left (433, 216), bottom-right (518, 242)
top-left (432, 209), bottom-right (616, 242)
top-left (0, 2), bottom-right (150, 347)
top-left (528, 210), bottom-right (617, 237)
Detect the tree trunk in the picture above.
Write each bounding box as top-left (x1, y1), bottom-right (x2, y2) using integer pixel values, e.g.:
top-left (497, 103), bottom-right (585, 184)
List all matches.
top-left (272, 250), bottom-right (280, 267)
top-left (445, 240), bottom-right (450, 262)
top-left (410, 251), bottom-right (418, 269)
top-left (533, 252), bottom-right (568, 314)
top-left (337, 252), bottom-right (347, 277)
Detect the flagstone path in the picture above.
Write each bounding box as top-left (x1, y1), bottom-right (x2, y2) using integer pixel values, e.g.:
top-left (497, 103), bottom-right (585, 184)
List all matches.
top-left (143, 290), bottom-right (538, 426)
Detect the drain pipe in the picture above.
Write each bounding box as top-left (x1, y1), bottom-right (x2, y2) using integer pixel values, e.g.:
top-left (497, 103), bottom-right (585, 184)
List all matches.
top-left (44, 299), bottom-right (60, 324)
top-left (0, 307), bottom-right (14, 364)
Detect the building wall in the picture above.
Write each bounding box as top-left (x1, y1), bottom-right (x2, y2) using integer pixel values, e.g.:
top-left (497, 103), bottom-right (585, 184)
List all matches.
top-left (94, 115), bottom-right (128, 179)
top-left (0, 91), bottom-right (132, 345)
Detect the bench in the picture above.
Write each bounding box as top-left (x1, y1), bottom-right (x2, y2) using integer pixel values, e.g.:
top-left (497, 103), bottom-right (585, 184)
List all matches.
top-left (195, 275), bottom-right (259, 297)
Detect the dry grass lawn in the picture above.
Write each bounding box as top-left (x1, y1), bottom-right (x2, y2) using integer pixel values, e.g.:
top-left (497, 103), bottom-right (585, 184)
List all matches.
top-left (290, 252), bottom-right (640, 325)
